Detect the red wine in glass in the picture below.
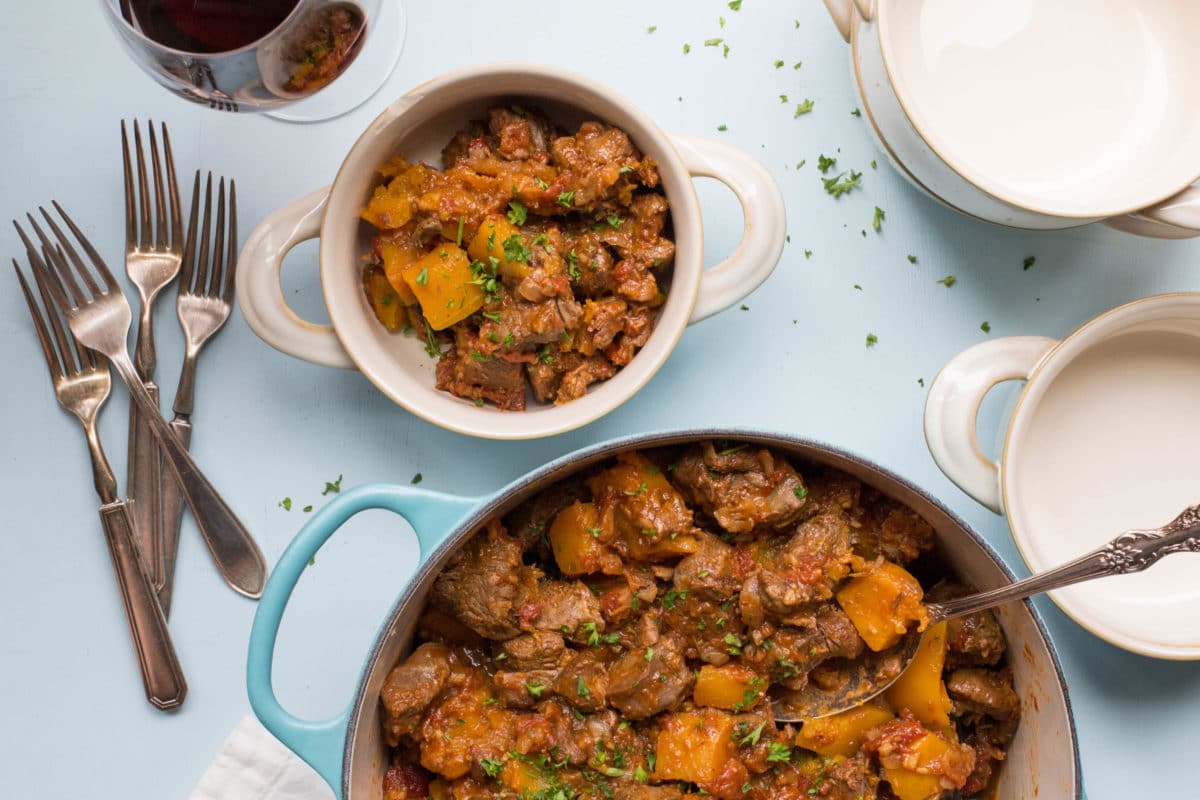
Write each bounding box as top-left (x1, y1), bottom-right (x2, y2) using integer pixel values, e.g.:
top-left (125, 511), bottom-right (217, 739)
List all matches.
top-left (122, 0), bottom-right (302, 53)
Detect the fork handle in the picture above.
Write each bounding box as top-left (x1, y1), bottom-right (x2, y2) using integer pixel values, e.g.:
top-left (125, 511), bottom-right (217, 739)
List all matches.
top-left (112, 352), bottom-right (267, 599)
top-left (99, 499), bottom-right (187, 710)
top-left (158, 417), bottom-right (192, 617)
top-left (127, 381), bottom-right (164, 589)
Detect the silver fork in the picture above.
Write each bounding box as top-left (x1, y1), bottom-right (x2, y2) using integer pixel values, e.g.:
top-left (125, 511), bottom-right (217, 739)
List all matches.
top-left (158, 172), bottom-right (238, 615)
top-left (13, 203), bottom-right (267, 599)
top-left (13, 252), bottom-right (186, 711)
top-left (122, 119), bottom-right (184, 592)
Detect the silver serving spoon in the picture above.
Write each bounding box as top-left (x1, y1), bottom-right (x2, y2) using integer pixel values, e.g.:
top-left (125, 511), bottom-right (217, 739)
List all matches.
top-left (775, 502), bottom-right (1200, 722)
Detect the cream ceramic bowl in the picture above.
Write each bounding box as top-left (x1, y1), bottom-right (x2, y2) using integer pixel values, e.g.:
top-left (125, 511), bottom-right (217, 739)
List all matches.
top-left (925, 294), bottom-right (1200, 658)
top-left (826, 0), bottom-right (1200, 238)
top-left (247, 430), bottom-right (1080, 800)
top-left (237, 63), bottom-right (786, 439)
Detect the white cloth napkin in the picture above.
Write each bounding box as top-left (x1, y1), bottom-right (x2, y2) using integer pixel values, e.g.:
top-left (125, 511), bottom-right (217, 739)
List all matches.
top-left (190, 715), bottom-right (334, 800)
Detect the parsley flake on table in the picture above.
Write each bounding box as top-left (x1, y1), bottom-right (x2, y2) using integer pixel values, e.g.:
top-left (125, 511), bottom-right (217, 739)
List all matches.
top-left (719, 16), bottom-right (726, 27)
top-left (779, 94), bottom-right (788, 104)
top-left (794, 99), bottom-right (814, 117)
top-left (322, 474), bottom-right (343, 495)
top-left (853, 284), bottom-right (862, 290)
top-left (872, 206), bottom-right (885, 232)
top-left (411, 472), bottom-right (423, 484)
top-left (303, 505), bottom-right (313, 513)
top-left (851, 108), bottom-right (862, 117)
top-left (1023, 255), bottom-right (1036, 270)
top-left (866, 333), bottom-right (879, 348)
top-left (804, 249), bottom-right (812, 259)
top-left (817, 154), bottom-right (837, 174)
top-left (936, 275), bottom-right (957, 287)
top-left (718, 124), bottom-right (728, 131)
top-left (704, 37), bottom-right (724, 47)
top-left (723, 43), bottom-right (731, 58)
top-left (918, 378), bottom-right (926, 387)
top-left (728, 0), bottom-right (742, 9)
top-left (683, 43), bottom-right (691, 54)
top-left (774, 58), bottom-right (784, 68)
top-left (739, 304), bottom-right (749, 311)
top-left (823, 170), bottom-right (862, 197)
top-left (796, 159), bottom-right (806, 169)
top-left (278, 497), bottom-right (292, 511)
top-left (907, 254), bottom-right (918, 264)
top-left (981, 321), bottom-right (992, 333)
top-left (870, 159), bottom-right (877, 169)
top-left (793, 61), bottom-right (802, 69)
top-left (646, 25), bottom-right (657, 33)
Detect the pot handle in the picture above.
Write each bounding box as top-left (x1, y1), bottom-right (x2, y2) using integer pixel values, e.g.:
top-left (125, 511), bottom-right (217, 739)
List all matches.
top-left (236, 186), bottom-right (357, 369)
top-left (246, 484), bottom-right (480, 797)
top-left (923, 337), bottom-right (1057, 513)
top-left (1106, 185), bottom-right (1200, 239)
top-left (669, 133), bottom-right (787, 324)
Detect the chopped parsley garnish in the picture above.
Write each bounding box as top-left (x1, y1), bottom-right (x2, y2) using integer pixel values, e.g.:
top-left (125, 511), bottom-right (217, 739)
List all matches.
top-left (866, 333), bottom-right (879, 348)
top-left (936, 275), bottom-right (957, 287)
top-left (538, 344), bottom-right (556, 364)
top-left (582, 621), bottom-right (619, 647)
top-left (777, 656), bottom-right (799, 679)
top-left (907, 254), bottom-right (918, 264)
top-left (774, 59), bottom-right (784, 68)
top-left (704, 37), bottom-right (724, 47)
top-left (302, 505), bottom-right (312, 513)
top-left (872, 206), bottom-right (885, 232)
top-left (623, 482), bottom-right (648, 496)
top-left (502, 234), bottom-right (531, 263)
top-left (557, 190), bottom-right (576, 208)
top-left (577, 676), bottom-right (591, 699)
top-left (644, 647), bottom-right (655, 662)
top-left (851, 108), bottom-right (862, 117)
top-left (766, 742), bottom-right (793, 763)
top-left (718, 124), bottom-right (728, 132)
top-left (918, 378), bottom-right (926, 387)
top-left (740, 304), bottom-right (749, 311)
top-left (723, 633), bottom-right (743, 655)
top-left (525, 681), bottom-right (546, 698)
top-left (635, 766), bottom-right (648, 782)
top-left (531, 232), bottom-right (550, 251)
top-left (423, 321), bottom-right (441, 359)
top-left (728, 0), bottom-right (742, 9)
top-left (662, 589), bottom-right (687, 609)
top-left (278, 497), bottom-right (292, 511)
top-left (780, 94), bottom-right (788, 104)
top-left (455, 217), bottom-right (464, 246)
top-left (415, 266), bottom-right (429, 286)
top-left (823, 170), bottom-right (863, 197)
top-left (804, 249), bottom-right (813, 259)
top-left (1023, 255), bottom-right (1036, 270)
top-left (470, 258), bottom-right (503, 303)
top-left (411, 473), bottom-right (423, 484)
top-left (507, 200), bottom-right (527, 226)
top-left (480, 758), bottom-right (503, 778)
top-left (981, 321), bottom-right (992, 333)
top-left (817, 154), bottom-right (837, 174)
top-left (606, 214), bottom-right (624, 230)
top-left (793, 486), bottom-right (808, 499)
top-left (322, 475), bottom-right (343, 495)
top-left (646, 25), bottom-right (657, 33)
top-left (794, 99), bottom-right (814, 117)
top-left (683, 43), bottom-right (691, 54)
top-left (566, 250), bottom-right (581, 282)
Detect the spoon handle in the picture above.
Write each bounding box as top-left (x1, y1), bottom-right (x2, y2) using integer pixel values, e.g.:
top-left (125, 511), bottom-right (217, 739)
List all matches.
top-left (929, 504), bottom-right (1200, 622)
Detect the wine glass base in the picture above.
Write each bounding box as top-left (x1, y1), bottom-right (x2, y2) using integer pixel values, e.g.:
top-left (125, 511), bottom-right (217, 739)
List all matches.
top-left (265, 0), bottom-right (406, 124)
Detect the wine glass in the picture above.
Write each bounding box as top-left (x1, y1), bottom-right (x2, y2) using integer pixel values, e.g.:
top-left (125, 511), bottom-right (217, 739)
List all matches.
top-left (99, 0), bottom-right (406, 123)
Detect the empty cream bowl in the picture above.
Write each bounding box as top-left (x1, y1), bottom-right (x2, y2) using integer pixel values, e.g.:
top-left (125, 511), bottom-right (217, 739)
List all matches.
top-left (236, 63), bottom-right (786, 439)
top-left (924, 294), bottom-right (1200, 658)
top-left (826, 0), bottom-right (1200, 237)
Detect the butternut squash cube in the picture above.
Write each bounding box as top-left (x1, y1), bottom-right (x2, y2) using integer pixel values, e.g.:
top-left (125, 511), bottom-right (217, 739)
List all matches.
top-left (836, 561), bottom-right (930, 651)
top-left (499, 759), bottom-right (548, 795)
top-left (796, 701), bottom-right (895, 758)
top-left (467, 216), bottom-right (532, 280)
top-left (653, 709), bottom-right (737, 784)
top-left (885, 621), bottom-right (952, 729)
top-left (401, 245), bottom-right (485, 330)
top-left (364, 267), bottom-right (405, 331)
top-left (882, 730), bottom-right (959, 800)
top-left (587, 452), bottom-right (699, 561)
top-left (377, 235), bottom-right (421, 305)
top-left (693, 664), bottom-right (765, 711)
top-left (549, 502), bottom-right (618, 576)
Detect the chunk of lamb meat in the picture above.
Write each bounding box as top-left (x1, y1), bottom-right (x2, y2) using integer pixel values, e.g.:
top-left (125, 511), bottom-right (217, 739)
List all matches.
top-left (380, 642), bottom-right (453, 745)
top-left (523, 578), bottom-right (605, 643)
top-left (551, 650), bottom-right (609, 712)
top-left (537, 702), bottom-right (622, 766)
top-left (492, 668), bottom-right (559, 709)
top-left (504, 477), bottom-right (590, 551)
top-left (672, 442), bottom-right (809, 534)
top-left (562, 226), bottom-right (616, 297)
top-left (739, 513), bottom-right (855, 627)
top-left (853, 488), bottom-right (935, 565)
top-left (441, 122), bottom-right (487, 167)
top-left (613, 785), bottom-right (685, 800)
top-left (744, 605), bottom-right (864, 689)
top-left (947, 668), bottom-right (1021, 721)
top-left (550, 121), bottom-right (648, 209)
top-left (672, 534), bottom-right (742, 599)
top-left (527, 353), bottom-right (616, 405)
top-left (435, 330), bottom-right (527, 411)
top-left (607, 632), bottom-right (693, 719)
top-left (428, 521), bottom-right (523, 639)
top-left (927, 582), bottom-right (1007, 669)
top-left (600, 305), bottom-right (653, 367)
top-left (814, 754), bottom-right (879, 800)
top-left (487, 106), bottom-right (555, 160)
top-left (962, 733), bottom-right (1008, 797)
top-left (663, 591), bottom-right (745, 666)
top-left (478, 292), bottom-right (582, 351)
top-left (495, 631), bottom-right (568, 670)
top-left (598, 193), bottom-right (676, 268)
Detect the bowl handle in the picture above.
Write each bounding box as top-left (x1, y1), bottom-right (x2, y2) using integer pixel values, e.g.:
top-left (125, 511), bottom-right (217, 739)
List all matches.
top-left (236, 186), bottom-right (357, 369)
top-left (669, 133), bottom-right (787, 324)
top-left (923, 337), bottom-right (1057, 513)
top-left (246, 484), bottom-right (480, 797)
top-left (1106, 184), bottom-right (1200, 239)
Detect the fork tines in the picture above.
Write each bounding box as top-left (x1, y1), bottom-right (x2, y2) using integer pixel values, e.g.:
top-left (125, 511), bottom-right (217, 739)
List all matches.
top-left (12, 252), bottom-right (96, 384)
top-left (13, 204), bottom-right (121, 312)
top-left (122, 119), bottom-right (182, 253)
top-left (180, 172), bottom-right (237, 302)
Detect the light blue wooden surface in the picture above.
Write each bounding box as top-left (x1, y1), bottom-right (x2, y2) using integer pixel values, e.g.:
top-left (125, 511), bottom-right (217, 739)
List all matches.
top-left (2, 2), bottom-right (1197, 798)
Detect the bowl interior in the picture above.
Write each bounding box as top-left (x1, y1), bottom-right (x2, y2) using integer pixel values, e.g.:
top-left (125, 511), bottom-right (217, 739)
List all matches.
top-left (320, 65), bottom-right (702, 439)
top-left (1005, 294), bottom-right (1200, 658)
top-left (879, 0), bottom-right (1200, 218)
top-left (339, 432), bottom-right (1079, 800)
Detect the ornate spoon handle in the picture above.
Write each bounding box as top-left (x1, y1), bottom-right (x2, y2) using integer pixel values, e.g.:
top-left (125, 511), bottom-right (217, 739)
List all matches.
top-left (929, 504), bottom-right (1200, 622)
